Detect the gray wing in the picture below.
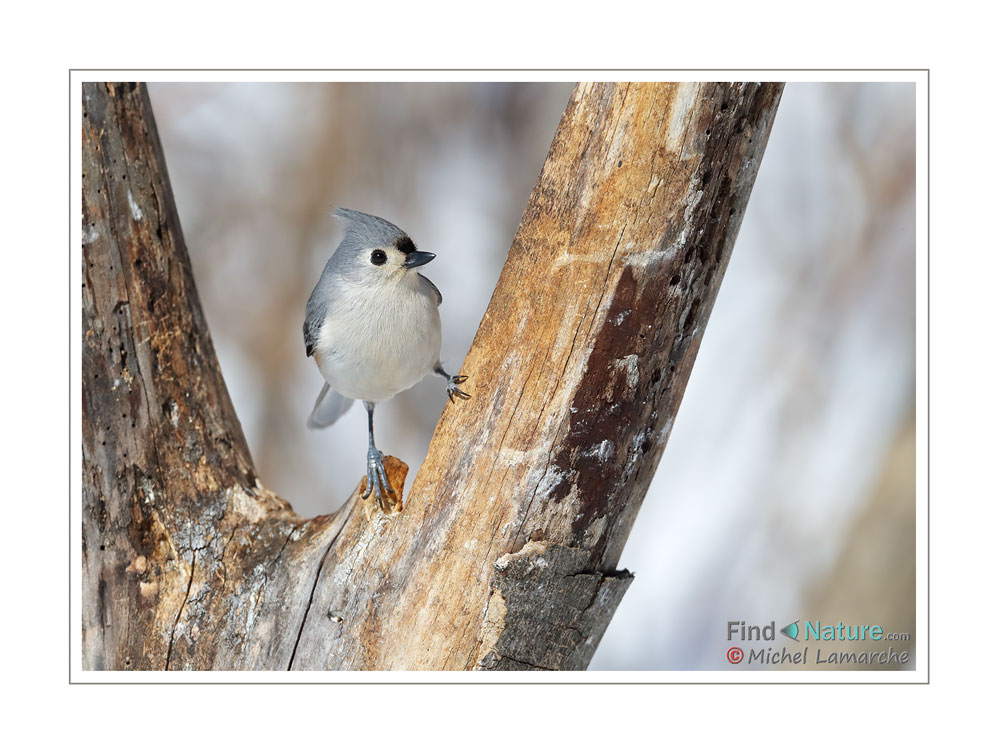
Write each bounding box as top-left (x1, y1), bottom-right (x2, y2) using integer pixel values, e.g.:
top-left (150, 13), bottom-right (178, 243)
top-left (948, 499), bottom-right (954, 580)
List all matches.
top-left (418, 273), bottom-right (442, 305)
top-left (303, 285), bottom-right (328, 357)
top-left (307, 382), bottom-right (354, 429)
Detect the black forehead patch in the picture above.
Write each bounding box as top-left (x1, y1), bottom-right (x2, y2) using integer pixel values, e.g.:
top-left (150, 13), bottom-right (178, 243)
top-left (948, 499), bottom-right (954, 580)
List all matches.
top-left (395, 236), bottom-right (416, 255)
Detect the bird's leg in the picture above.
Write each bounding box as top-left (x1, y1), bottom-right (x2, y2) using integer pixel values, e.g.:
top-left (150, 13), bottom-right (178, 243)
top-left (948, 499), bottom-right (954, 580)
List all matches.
top-left (361, 401), bottom-right (395, 510)
top-left (435, 364), bottom-right (470, 403)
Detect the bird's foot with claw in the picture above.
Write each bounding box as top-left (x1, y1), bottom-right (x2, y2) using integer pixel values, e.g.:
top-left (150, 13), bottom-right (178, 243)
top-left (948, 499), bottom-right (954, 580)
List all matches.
top-left (446, 374), bottom-right (471, 403)
top-left (361, 448), bottom-right (397, 512)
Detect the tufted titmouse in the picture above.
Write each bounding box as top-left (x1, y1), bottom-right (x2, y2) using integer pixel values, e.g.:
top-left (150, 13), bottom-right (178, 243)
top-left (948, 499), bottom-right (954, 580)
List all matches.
top-left (304, 208), bottom-right (469, 509)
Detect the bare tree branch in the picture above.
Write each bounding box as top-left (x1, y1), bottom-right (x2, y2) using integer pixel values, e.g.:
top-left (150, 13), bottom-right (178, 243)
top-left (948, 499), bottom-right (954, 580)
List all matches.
top-left (82, 81), bottom-right (782, 671)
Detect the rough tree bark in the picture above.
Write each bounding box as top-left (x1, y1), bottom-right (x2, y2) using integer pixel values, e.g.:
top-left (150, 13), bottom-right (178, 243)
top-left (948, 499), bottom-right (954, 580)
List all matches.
top-left (82, 81), bottom-right (783, 671)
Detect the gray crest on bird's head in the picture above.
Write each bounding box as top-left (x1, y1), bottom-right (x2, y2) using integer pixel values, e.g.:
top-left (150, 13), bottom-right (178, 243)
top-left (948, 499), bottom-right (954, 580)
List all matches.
top-left (332, 207), bottom-right (411, 253)
top-left (319, 207), bottom-right (431, 290)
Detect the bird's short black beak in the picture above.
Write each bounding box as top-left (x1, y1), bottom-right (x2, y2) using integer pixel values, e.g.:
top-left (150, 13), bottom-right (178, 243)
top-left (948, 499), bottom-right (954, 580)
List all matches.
top-left (403, 251), bottom-right (436, 268)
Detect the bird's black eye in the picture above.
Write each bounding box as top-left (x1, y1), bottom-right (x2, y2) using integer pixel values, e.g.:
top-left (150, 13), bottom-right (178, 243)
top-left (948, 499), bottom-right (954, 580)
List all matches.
top-left (370, 249), bottom-right (387, 266)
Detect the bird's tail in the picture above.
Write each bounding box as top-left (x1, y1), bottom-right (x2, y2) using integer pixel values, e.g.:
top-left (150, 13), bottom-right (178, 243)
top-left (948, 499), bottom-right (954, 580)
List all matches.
top-left (307, 382), bottom-right (355, 429)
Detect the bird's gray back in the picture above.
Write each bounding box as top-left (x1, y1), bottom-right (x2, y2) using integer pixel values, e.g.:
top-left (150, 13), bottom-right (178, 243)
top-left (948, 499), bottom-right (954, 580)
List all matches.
top-left (418, 273), bottom-right (442, 305)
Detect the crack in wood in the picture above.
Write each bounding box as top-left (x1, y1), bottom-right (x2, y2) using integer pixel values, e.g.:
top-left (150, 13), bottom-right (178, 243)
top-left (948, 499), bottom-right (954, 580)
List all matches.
top-left (164, 549), bottom-right (196, 670)
top-left (287, 503), bottom-right (356, 670)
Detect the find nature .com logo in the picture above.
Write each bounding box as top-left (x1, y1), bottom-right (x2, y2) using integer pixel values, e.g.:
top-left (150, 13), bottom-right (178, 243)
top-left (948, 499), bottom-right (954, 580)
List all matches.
top-left (725, 620), bottom-right (911, 667)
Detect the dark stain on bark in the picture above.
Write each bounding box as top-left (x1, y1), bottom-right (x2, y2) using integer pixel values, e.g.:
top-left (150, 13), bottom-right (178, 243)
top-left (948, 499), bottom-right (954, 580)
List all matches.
top-left (531, 84), bottom-right (784, 570)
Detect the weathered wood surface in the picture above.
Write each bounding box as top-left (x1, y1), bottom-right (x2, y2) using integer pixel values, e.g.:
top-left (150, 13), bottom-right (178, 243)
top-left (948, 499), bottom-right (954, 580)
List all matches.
top-left (82, 81), bottom-right (782, 671)
top-left (82, 82), bottom-right (343, 670)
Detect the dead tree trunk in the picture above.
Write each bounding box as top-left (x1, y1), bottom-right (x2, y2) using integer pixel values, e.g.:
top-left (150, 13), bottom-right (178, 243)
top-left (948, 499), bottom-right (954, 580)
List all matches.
top-left (82, 81), bottom-right (783, 671)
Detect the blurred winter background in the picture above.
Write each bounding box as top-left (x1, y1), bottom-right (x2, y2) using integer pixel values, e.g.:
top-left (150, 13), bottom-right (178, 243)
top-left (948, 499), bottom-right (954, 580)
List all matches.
top-left (147, 82), bottom-right (915, 671)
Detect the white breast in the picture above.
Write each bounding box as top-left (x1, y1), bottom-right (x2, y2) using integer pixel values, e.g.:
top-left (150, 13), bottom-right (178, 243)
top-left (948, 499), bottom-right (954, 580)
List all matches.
top-left (314, 276), bottom-right (442, 403)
